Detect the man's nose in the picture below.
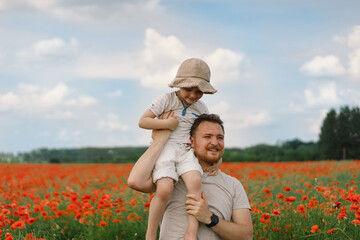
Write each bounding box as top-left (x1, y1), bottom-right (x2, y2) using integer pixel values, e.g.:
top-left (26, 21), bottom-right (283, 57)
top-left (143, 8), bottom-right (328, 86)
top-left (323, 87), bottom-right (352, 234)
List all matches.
top-left (210, 137), bottom-right (219, 145)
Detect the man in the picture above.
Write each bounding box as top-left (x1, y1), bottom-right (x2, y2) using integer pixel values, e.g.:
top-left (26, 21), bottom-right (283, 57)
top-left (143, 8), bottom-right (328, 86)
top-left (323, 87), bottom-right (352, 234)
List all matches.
top-left (128, 113), bottom-right (253, 240)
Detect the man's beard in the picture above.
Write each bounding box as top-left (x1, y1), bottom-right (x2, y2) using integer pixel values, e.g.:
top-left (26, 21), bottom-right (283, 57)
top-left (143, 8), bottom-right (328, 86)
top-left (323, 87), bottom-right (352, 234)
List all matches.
top-left (196, 153), bottom-right (222, 166)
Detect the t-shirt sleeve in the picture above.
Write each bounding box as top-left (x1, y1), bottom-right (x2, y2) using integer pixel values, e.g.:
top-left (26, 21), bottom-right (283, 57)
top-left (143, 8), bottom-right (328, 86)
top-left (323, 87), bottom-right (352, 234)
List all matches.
top-left (203, 103), bottom-right (209, 114)
top-left (232, 179), bottom-right (251, 210)
top-left (197, 100), bottom-right (209, 114)
top-left (148, 93), bottom-right (169, 117)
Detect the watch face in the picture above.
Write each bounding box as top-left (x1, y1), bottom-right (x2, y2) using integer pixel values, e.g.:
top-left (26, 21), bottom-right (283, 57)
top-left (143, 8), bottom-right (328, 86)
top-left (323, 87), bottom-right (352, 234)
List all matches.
top-left (211, 214), bottom-right (219, 224)
top-left (206, 213), bottom-right (219, 228)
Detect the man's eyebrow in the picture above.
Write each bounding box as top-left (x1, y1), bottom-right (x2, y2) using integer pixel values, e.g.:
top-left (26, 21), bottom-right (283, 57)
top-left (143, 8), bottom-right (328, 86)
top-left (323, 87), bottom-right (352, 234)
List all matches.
top-left (201, 133), bottom-right (224, 137)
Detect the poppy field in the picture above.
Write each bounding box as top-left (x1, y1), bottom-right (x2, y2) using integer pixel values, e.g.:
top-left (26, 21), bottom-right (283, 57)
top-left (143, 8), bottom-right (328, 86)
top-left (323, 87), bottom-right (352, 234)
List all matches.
top-left (1, 160), bottom-right (360, 240)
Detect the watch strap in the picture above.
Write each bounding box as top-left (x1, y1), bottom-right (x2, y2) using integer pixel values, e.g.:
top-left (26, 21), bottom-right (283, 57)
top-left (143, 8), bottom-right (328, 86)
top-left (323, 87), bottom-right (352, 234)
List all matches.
top-left (206, 213), bottom-right (219, 228)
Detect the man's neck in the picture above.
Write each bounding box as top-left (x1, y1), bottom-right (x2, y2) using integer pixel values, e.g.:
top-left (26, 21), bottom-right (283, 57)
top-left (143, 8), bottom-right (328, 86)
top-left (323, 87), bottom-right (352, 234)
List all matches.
top-left (198, 157), bottom-right (219, 170)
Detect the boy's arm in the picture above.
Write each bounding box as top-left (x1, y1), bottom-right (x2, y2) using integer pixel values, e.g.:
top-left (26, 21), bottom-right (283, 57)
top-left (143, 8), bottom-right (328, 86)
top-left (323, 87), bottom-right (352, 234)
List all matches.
top-left (139, 109), bottom-right (179, 130)
top-left (128, 112), bottom-right (174, 193)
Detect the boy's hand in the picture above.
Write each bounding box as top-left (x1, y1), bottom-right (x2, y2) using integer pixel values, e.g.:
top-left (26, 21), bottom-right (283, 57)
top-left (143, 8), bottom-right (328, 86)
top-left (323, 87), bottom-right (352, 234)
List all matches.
top-left (204, 165), bottom-right (219, 176)
top-left (204, 158), bottom-right (222, 176)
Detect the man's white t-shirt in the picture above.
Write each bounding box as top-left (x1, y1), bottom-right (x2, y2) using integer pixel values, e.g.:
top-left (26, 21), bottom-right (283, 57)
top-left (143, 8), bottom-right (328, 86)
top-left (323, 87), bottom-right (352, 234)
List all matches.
top-left (159, 170), bottom-right (251, 240)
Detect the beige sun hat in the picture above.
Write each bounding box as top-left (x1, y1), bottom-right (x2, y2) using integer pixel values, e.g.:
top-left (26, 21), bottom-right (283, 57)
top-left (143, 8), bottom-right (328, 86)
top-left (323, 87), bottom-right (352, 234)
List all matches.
top-left (168, 58), bottom-right (217, 94)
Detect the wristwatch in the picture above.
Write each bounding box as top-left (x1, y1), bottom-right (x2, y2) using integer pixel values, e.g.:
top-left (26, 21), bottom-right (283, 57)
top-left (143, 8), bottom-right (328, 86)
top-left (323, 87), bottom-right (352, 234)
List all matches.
top-left (206, 213), bottom-right (219, 228)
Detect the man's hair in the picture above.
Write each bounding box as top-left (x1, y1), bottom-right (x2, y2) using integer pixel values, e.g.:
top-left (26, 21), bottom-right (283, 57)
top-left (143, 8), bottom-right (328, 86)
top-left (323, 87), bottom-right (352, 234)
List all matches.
top-left (190, 114), bottom-right (224, 137)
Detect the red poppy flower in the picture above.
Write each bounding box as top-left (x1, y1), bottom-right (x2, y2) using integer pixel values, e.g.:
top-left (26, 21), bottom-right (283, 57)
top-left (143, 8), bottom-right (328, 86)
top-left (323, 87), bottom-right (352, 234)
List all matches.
top-left (99, 220), bottom-right (108, 226)
top-left (283, 186), bottom-right (291, 192)
top-left (297, 205), bottom-right (305, 213)
top-left (310, 225), bottom-right (319, 233)
top-left (27, 217), bottom-right (36, 225)
top-left (286, 196), bottom-right (296, 202)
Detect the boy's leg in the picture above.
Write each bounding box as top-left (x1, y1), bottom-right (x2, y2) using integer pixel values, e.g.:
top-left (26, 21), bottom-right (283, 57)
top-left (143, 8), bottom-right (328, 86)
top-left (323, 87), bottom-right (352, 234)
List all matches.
top-left (181, 170), bottom-right (202, 240)
top-left (127, 112), bottom-right (173, 193)
top-left (146, 177), bottom-right (174, 240)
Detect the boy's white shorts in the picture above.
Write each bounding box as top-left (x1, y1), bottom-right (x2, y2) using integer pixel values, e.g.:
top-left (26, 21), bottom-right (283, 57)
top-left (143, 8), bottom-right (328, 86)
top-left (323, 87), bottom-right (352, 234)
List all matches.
top-left (152, 142), bottom-right (203, 183)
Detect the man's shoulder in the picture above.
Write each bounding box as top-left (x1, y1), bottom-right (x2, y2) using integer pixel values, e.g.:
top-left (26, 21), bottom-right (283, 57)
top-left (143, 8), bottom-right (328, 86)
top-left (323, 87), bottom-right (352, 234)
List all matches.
top-left (203, 170), bottom-right (240, 186)
top-left (218, 170), bottom-right (241, 183)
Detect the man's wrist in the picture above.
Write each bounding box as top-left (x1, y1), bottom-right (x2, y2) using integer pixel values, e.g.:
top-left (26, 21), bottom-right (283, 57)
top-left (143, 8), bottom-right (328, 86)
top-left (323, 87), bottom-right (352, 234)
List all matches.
top-left (205, 213), bottom-right (219, 228)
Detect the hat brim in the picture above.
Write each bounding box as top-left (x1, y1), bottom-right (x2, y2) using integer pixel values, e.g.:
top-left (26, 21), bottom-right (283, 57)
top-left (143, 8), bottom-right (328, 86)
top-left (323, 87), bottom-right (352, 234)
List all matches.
top-left (168, 77), bottom-right (217, 94)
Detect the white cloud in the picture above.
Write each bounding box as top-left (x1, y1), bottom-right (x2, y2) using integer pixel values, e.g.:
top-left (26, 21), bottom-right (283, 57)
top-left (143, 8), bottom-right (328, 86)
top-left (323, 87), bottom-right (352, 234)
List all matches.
top-left (210, 101), bottom-right (231, 114)
top-left (339, 88), bottom-right (360, 105)
top-left (0, 0), bottom-right (165, 24)
top-left (98, 114), bottom-right (130, 132)
top-left (65, 96), bottom-right (97, 107)
top-left (206, 48), bottom-right (247, 86)
top-left (330, 25), bottom-right (360, 80)
top-left (332, 35), bottom-right (346, 45)
top-left (304, 82), bottom-right (341, 107)
top-left (76, 52), bottom-right (139, 79)
top-left (210, 101), bottom-right (272, 130)
top-left (281, 101), bottom-right (305, 114)
top-left (57, 128), bottom-right (81, 141)
top-left (142, 28), bottom-right (187, 65)
top-left (17, 38), bottom-right (78, 63)
top-left (46, 111), bottom-right (77, 120)
top-left (0, 0), bottom-right (58, 10)
top-left (0, 92), bottom-right (20, 111)
top-left (348, 49), bottom-right (360, 78)
top-left (300, 55), bottom-right (346, 77)
top-left (77, 28), bottom-right (249, 91)
top-left (0, 82), bottom-right (97, 112)
top-left (307, 110), bottom-right (328, 135)
top-left (139, 28), bottom-right (188, 88)
top-left (347, 25), bottom-right (360, 49)
top-left (107, 90), bottom-right (123, 98)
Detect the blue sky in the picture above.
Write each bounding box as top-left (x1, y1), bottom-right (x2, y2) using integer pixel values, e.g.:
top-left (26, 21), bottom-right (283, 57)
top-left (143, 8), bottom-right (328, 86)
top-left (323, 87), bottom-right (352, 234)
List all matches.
top-left (1, 0), bottom-right (360, 153)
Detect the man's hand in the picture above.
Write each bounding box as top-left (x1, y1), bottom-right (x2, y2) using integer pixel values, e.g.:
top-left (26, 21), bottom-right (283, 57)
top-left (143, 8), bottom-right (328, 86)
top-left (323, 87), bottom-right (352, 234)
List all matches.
top-left (164, 111), bottom-right (179, 130)
top-left (185, 192), bottom-right (212, 224)
top-left (151, 111), bottom-right (176, 140)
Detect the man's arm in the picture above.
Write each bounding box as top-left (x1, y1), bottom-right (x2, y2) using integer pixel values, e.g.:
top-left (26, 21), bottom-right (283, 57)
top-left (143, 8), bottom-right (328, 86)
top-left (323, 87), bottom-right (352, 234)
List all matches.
top-left (127, 112), bottom-right (174, 193)
top-left (186, 192), bottom-right (253, 240)
top-left (210, 208), bottom-right (253, 240)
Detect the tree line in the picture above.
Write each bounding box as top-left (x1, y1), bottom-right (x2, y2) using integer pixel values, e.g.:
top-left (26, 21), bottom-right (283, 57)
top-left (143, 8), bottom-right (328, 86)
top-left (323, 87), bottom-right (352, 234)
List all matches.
top-left (318, 105), bottom-right (360, 160)
top-left (1, 105), bottom-right (359, 163)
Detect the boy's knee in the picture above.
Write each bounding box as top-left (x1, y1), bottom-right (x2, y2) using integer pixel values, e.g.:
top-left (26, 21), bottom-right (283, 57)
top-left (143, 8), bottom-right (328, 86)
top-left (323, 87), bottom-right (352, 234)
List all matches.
top-left (127, 178), bottom-right (137, 190)
top-left (156, 181), bottom-right (174, 201)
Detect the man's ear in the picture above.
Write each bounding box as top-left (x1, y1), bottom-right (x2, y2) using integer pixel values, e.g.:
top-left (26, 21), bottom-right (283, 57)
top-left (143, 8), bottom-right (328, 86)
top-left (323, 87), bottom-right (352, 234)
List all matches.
top-left (190, 136), bottom-right (195, 148)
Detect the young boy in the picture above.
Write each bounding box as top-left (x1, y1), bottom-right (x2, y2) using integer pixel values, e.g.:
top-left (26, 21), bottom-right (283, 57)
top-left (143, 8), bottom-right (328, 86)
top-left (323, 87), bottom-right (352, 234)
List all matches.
top-left (138, 58), bottom-right (217, 240)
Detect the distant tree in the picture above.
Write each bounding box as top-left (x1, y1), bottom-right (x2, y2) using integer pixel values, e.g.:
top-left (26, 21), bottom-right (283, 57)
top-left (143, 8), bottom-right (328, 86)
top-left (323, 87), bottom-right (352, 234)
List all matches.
top-left (318, 106), bottom-right (360, 160)
top-left (350, 107), bottom-right (360, 158)
top-left (49, 158), bottom-right (61, 164)
top-left (336, 106), bottom-right (352, 159)
top-left (282, 138), bottom-right (304, 150)
top-left (318, 108), bottom-right (338, 159)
